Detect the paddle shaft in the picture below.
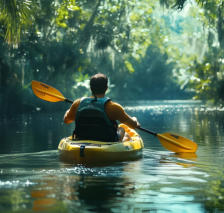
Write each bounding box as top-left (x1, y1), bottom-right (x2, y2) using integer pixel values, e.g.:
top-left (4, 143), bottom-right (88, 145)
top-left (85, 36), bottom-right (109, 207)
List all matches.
top-left (138, 127), bottom-right (157, 136)
top-left (65, 98), bottom-right (73, 104)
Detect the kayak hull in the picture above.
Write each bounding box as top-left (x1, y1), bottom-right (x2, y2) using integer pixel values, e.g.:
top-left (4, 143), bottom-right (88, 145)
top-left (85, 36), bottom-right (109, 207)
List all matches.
top-left (58, 124), bottom-right (144, 165)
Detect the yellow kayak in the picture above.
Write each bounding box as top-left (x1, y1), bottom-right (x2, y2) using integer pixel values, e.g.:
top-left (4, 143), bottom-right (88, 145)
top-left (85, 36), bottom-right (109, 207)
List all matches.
top-left (58, 124), bottom-right (144, 165)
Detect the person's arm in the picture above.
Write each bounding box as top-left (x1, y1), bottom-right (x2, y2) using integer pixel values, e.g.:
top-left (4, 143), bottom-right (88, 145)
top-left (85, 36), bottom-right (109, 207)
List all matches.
top-left (64, 99), bottom-right (81, 124)
top-left (106, 102), bottom-right (140, 129)
top-left (120, 113), bottom-right (140, 129)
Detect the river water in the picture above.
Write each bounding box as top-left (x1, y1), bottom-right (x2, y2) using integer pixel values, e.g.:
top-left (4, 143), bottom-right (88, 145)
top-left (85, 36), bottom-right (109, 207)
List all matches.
top-left (0, 100), bottom-right (224, 212)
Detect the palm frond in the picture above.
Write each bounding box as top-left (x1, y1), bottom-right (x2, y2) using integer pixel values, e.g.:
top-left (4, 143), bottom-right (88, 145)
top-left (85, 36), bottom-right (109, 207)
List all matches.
top-left (0, 0), bottom-right (33, 46)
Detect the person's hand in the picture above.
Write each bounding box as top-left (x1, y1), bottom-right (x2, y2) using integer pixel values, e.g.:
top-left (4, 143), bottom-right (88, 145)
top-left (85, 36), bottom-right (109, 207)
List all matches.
top-left (132, 117), bottom-right (140, 128)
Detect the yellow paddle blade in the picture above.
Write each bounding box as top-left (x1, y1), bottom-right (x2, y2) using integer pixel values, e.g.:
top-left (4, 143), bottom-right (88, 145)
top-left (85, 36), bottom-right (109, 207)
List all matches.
top-left (32, 80), bottom-right (66, 102)
top-left (157, 133), bottom-right (198, 153)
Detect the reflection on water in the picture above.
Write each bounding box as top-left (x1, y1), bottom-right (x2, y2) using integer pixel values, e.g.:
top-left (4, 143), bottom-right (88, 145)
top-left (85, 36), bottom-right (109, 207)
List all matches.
top-left (0, 100), bottom-right (224, 212)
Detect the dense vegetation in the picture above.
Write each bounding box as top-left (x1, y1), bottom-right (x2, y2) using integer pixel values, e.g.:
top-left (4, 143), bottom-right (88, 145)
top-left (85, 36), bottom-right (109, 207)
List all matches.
top-left (0, 0), bottom-right (223, 114)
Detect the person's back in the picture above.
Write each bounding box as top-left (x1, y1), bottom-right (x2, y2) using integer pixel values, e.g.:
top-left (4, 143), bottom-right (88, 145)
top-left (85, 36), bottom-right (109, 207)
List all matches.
top-left (64, 73), bottom-right (140, 141)
top-left (74, 97), bottom-right (118, 141)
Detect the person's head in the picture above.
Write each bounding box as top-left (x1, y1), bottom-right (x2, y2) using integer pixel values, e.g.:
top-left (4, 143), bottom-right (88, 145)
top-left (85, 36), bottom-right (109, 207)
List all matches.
top-left (90, 73), bottom-right (108, 95)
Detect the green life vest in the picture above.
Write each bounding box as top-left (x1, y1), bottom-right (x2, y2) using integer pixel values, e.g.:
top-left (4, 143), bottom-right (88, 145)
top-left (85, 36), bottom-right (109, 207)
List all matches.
top-left (74, 97), bottom-right (118, 142)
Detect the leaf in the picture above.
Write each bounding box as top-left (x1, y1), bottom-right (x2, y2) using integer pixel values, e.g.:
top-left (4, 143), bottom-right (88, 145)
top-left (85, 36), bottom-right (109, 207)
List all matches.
top-left (124, 60), bottom-right (135, 73)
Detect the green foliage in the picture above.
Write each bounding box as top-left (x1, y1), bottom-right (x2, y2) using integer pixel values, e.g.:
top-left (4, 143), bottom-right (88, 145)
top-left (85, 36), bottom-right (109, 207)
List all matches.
top-left (187, 1), bottom-right (224, 103)
top-left (0, 0), bottom-right (33, 45)
top-left (187, 47), bottom-right (224, 103)
top-left (56, 0), bottom-right (81, 28)
top-left (158, 0), bottom-right (224, 103)
top-left (0, 0), bottom-right (199, 114)
top-left (124, 45), bottom-right (189, 100)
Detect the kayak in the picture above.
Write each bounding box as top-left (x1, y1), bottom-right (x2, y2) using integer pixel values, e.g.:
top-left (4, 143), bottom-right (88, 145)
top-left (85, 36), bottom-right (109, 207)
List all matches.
top-left (58, 124), bottom-right (144, 165)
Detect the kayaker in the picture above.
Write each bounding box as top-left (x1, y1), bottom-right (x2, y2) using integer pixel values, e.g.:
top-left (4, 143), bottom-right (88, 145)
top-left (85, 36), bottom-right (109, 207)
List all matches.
top-left (64, 73), bottom-right (140, 142)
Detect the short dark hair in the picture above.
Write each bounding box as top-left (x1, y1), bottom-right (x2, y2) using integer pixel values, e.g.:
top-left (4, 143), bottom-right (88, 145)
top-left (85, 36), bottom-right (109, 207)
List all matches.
top-left (90, 73), bottom-right (108, 95)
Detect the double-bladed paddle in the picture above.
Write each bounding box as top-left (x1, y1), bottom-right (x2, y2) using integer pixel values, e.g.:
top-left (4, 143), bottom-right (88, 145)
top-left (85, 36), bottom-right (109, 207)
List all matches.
top-left (32, 80), bottom-right (198, 153)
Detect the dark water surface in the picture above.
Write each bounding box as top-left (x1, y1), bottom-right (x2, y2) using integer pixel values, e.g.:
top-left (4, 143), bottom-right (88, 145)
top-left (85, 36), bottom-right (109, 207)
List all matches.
top-left (0, 100), bottom-right (224, 212)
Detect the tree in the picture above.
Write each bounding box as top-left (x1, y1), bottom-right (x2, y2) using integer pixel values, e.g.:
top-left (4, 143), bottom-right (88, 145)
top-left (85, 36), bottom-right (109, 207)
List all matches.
top-left (159, 0), bottom-right (224, 103)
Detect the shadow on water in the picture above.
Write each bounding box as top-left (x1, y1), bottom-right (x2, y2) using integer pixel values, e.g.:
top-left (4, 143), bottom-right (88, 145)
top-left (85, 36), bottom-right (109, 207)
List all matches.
top-left (1, 100), bottom-right (224, 212)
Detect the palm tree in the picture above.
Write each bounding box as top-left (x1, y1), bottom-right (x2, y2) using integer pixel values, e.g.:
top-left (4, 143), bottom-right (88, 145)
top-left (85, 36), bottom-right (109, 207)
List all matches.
top-left (0, 0), bottom-right (33, 46)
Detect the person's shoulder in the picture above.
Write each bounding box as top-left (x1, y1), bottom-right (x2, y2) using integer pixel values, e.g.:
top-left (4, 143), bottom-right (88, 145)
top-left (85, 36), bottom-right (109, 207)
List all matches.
top-left (107, 100), bottom-right (124, 110)
top-left (72, 98), bottom-right (81, 106)
top-left (74, 98), bottom-right (81, 103)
